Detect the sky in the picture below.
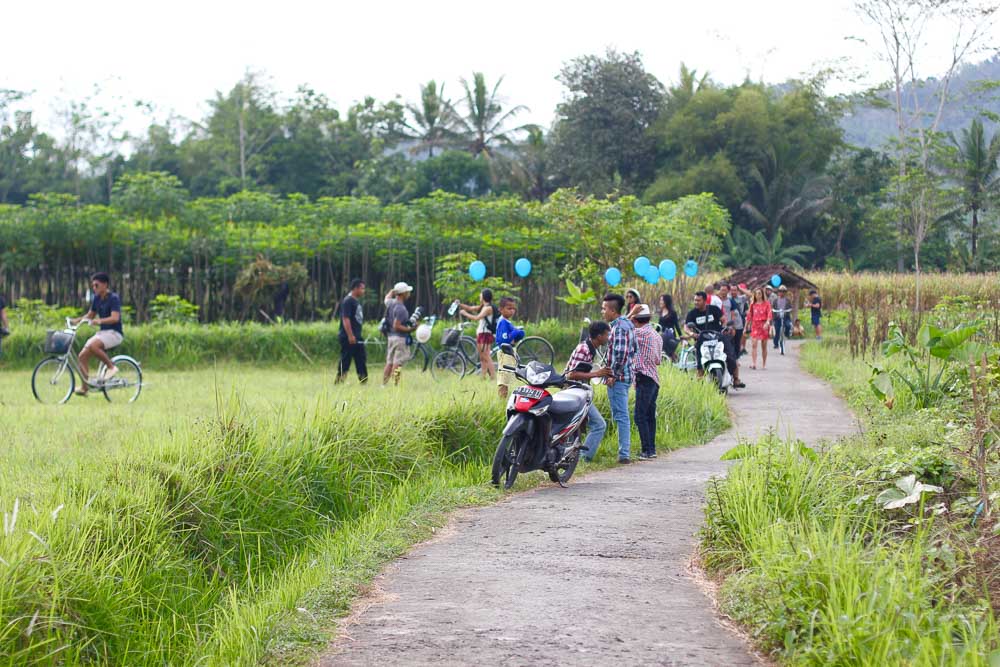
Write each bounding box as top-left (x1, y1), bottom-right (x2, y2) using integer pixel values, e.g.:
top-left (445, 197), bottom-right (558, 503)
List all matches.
top-left (2, 0), bottom-right (996, 140)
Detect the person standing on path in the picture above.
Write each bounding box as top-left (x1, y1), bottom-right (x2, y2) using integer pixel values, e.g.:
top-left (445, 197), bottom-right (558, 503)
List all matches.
top-left (336, 279), bottom-right (367, 384)
top-left (772, 285), bottom-right (792, 349)
top-left (748, 288), bottom-right (773, 370)
top-left (705, 284), bottom-right (723, 310)
top-left (809, 289), bottom-right (823, 340)
top-left (630, 304), bottom-right (662, 460)
top-left (458, 288), bottom-right (497, 380)
top-left (382, 282), bottom-right (416, 386)
top-left (602, 293), bottom-right (637, 464)
top-left (564, 320), bottom-right (613, 462)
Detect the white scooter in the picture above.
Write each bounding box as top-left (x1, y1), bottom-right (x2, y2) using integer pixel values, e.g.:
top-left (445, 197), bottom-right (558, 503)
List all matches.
top-left (697, 330), bottom-right (732, 395)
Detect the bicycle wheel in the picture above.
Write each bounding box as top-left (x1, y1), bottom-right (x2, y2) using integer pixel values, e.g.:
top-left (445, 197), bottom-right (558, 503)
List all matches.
top-left (32, 356), bottom-right (75, 404)
top-left (459, 335), bottom-right (480, 370)
top-left (404, 343), bottom-right (431, 372)
top-left (431, 350), bottom-right (466, 379)
top-left (516, 336), bottom-right (555, 366)
top-left (101, 356), bottom-right (142, 403)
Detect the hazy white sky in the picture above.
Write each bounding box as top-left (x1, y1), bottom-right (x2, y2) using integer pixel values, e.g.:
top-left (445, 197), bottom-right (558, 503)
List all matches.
top-left (2, 0), bottom-right (996, 138)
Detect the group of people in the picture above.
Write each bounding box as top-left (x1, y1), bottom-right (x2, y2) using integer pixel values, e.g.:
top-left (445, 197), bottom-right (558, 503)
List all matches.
top-left (332, 277), bottom-right (823, 463)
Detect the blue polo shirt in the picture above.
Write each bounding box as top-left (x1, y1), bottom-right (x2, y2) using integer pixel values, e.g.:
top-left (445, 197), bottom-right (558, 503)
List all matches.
top-left (495, 316), bottom-right (524, 346)
top-left (91, 292), bottom-right (124, 335)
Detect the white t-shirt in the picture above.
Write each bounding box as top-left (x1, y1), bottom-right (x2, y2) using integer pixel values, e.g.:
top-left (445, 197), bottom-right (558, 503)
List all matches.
top-left (709, 294), bottom-right (723, 310)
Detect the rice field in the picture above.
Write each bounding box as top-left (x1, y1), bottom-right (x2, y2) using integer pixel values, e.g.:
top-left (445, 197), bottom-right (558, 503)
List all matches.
top-left (0, 361), bottom-right (728, 665)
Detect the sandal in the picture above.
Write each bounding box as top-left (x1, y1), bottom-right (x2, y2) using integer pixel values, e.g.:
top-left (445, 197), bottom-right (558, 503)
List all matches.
top-left (74, 388), bottom-right (89, 397)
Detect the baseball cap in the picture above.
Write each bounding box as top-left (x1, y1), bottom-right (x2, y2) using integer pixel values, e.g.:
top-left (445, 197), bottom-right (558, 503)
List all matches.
top-left (633, 304), bottom-right (652, 319)
top-left (393, 281), bottom-right (413, 294)
top-left (779, 285), bottom-right (788, 291)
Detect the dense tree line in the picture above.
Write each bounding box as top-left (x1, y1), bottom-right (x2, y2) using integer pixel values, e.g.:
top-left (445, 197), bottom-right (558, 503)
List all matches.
top-left (2, 12), bottom-right (999, 273)
top-left (0, 180), bottom-right (729, 322)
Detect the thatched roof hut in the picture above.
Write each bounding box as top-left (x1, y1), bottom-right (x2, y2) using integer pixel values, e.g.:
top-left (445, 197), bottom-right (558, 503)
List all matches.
top-left (717, 265), bottom-right (817, 291)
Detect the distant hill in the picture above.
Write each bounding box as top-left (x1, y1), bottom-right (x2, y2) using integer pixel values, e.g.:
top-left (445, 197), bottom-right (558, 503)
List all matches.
top-left (840, 56), bottom-right (1000, 149)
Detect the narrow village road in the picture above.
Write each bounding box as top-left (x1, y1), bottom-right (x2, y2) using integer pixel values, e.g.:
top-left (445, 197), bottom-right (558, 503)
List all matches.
top-left (320, 341), bottom-right (856, 666)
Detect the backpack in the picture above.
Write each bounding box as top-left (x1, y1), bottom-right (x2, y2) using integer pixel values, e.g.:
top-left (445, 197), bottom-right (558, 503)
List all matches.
top-left (483, 304), bottom-right (497, 334)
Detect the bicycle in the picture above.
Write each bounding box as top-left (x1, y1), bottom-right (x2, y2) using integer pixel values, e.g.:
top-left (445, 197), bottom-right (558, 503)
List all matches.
top-left (31, 319), bottom-right (143, 404)
top-left (432, 322), bottom-right (469, 378)
top-left (449, 320), bottom-right (555, 375)
top-left (773, 307), bottom-right (792, 356)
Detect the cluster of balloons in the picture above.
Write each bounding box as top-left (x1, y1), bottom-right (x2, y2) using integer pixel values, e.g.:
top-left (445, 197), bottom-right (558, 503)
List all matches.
top-left (604, 256), bottom-right (699, 286)
top-left (465, 254), bottom-right (707, 289)
top-left (467, 257), bottom-right (533, 282)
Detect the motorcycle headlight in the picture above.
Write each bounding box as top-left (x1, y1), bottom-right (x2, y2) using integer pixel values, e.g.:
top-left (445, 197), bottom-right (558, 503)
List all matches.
top-left (525, 362), bottom-right (551, 385)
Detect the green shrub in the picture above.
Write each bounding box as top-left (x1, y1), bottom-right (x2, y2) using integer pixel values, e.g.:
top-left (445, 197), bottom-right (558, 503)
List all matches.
top-left (148, 294), bottom-right (200, 324)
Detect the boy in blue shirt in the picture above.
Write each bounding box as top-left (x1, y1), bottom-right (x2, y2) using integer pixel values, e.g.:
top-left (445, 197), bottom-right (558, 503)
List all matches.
top-left (494, 296), bottom-right (524, 399)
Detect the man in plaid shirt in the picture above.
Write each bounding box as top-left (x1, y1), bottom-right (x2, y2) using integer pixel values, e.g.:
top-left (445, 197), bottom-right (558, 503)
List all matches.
top-left (631, 304), bottom-right (663, 459)
top-left (564, 321), bottom-right (613, 461)
top-left (601, 293), bottom-right (638, 464)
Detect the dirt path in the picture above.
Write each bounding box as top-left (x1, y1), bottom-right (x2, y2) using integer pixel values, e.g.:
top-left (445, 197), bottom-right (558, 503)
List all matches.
top-left (319, 341), bottom-right (856, 666)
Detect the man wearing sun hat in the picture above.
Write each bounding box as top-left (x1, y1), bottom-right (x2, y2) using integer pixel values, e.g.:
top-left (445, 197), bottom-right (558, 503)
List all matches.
top-left (382, 281), bottom-right (416, 385)
top-left (630, 304), bottom-right (662, 460)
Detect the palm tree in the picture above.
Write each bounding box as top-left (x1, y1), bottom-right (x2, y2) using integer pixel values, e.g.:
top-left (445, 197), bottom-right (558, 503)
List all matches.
top-left (450, 72), bottom-right (530, 183)
top-left (741, 147), bottom-right (833, 238)
top-left (403, 80), bottom-right (455, 158)
top-left (953, 118), bottom-right (1000, 265)
top-left (720, 228), bottom-right (815, 270)
top-left (512, 126), bottom-right (552, 201)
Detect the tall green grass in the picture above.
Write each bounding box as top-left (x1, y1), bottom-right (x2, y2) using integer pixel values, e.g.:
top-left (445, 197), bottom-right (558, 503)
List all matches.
top-left (700, 340), bottom-right (999, 665)
top-left (704, 441), bottom-right (996, 665)
top-left (0, 362), bottom-right (726, 665)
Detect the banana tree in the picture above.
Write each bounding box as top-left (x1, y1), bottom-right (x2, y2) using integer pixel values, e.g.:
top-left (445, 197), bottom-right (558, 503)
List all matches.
top-left (870, 321), bottom-right (983, 409)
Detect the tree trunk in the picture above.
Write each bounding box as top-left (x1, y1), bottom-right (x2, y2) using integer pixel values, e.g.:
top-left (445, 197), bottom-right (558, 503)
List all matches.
top-left (971, 206), bottom-right (979, 266)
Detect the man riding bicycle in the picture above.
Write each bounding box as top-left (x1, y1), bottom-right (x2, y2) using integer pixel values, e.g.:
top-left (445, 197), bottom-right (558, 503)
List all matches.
top-left (70, 272), bottom-right (123, 396)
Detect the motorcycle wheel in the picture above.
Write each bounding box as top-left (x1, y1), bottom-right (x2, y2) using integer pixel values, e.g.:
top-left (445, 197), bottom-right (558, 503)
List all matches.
top-left (549, 446), bottom-right (581, 485)
top-left (491, 435), bottom-right (519, 489)
top-left (710, 367), bottom-right (728, 395)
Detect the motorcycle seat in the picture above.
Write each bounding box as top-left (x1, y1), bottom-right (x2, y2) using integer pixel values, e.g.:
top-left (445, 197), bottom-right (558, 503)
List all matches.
top-left (550, 390), bottom-right (586, 415)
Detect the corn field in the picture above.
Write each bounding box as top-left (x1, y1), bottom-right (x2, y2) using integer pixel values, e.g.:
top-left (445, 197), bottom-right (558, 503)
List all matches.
top-left (807, 272), bottom-right (1000, 357)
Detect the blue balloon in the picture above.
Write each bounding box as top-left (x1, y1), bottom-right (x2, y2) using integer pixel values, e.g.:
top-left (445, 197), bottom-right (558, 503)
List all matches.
top-left (658, 259), bottom-right (677, 281)
top-left (643, 266), bottom-right (660, 285)
top-left (469, 260), bottom-right (487, 282)
top-left (684, 260), bottom-right (699, 278)
top-left (771, 273), bottom-right (782, 287)
top-left (633, 256), bottom-right (651, 276)
top-left (605, 267), bottom-right (622, 287)
top-left (514, 257), bottom-right (532, 278)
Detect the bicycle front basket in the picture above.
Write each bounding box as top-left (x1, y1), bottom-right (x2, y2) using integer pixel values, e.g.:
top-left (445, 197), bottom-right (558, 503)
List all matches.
top-left (441, 327), bottom-right (461, 347)
top-left (44, 330), bottom-right (74, 354)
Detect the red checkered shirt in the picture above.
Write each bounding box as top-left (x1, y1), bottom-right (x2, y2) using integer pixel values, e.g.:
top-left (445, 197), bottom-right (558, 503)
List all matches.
top-left (633, 323), bottom-right (662, 384)
top-left (564, 341), bottom-right (595, 375)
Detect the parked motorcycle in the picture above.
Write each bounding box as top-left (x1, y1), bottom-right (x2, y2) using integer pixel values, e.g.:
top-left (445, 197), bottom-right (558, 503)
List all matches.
top-left (491, 344), bottom-right (594, 489)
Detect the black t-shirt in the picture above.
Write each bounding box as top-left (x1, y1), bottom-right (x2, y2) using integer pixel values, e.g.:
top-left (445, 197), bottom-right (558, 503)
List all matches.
top-left (659, 311), bottom-right (679, 336)
top-left (685, 305), bottom-right (723, 333)
top-left (91, 292), bottom-right (123, 334)
top-left (339, 294), bottom-right (364, 339)
top-left (811, 296), bottom-right (822, 315)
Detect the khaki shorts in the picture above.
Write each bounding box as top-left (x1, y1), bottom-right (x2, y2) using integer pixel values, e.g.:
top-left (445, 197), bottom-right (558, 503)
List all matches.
top-left (87, 330), bottom-right (123, 350)
top-left (386, 336), bottom-right (412, 366)
top-left (496, 351), bottom-right (517, 387)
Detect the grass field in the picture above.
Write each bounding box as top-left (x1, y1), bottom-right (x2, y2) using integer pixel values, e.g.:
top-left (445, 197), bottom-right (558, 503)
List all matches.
top-left (0, 361), bottom-right (728, 665)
